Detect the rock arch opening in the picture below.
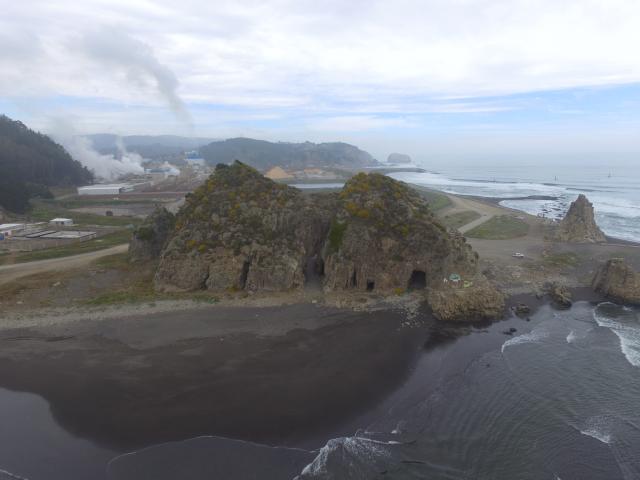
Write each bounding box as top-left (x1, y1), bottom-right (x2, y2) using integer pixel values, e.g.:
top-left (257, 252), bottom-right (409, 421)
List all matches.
top-left (408, 270), bottom-right (426, 290)
top-left (366, 280), bottom-right (375, 291)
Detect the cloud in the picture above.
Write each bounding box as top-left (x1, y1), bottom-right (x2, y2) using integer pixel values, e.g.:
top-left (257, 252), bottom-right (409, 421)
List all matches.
top-left (306, 115), bottom-right (413, 132)
top-left (2, 0), bottom-right (640, 146)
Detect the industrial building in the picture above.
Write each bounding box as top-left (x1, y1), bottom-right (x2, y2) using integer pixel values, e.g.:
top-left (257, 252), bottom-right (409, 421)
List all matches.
top-left (0, 223), bottom-right (25, 237)
top-left (77, 182), bottom-right (150, 196)
top-left (50, 218), bottom-right (74, 226)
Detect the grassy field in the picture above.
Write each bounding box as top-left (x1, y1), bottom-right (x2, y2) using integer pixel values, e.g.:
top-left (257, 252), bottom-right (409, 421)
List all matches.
top-left (466, 215), bottom-right (530, 239)
top-left (0, 229), bottom-right (131, 265)
top-left (413, 187), bottom-right (451, 211)
top-left (29, 200), bottom-right (142, 227)
top-left (441, 210), bottom-right (481, 229)
top-left (542, 251), bottom-right (580, 267)
top-left (84, 254), bottom-right (219, 306)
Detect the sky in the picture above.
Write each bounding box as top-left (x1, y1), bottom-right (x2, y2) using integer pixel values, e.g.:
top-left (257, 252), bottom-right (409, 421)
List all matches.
top-left (1, 0), bottom-right (640, 162)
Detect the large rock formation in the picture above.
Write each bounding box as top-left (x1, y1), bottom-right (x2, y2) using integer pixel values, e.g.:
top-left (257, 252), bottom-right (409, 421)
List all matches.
top-left (319, 173), bottom-right (503, 321)
top-left (592, 259), bottom-right (640, 305)
top-left (154, 162), bottom-right (333, 292)
top-left (556, 194), bottom-right (606, 243)
top-left (129, 207), bottom-right (175, 263)
top-left (322, 173), bottom-right (477, 292)
top-left (387, 153), bottom-right (412, 164)
top-left (150, 165), bottom-right (504, 322)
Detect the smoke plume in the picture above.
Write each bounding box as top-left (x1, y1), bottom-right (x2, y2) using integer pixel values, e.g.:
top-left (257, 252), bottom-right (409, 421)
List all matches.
top-left (83, 27), bottom-right (192, 126)
top-left (48, 118), bottom-right (146, 181)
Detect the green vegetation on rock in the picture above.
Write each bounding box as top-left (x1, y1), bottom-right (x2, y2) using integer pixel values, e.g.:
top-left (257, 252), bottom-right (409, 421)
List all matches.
top-left (466, 215), bottom-right (529, 239)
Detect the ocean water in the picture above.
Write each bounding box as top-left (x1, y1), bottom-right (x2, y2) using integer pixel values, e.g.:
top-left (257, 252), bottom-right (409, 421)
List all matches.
top-left (292, 302), bottom-right (640, 479)
top-left (387, 160), bottom-right (640, 242)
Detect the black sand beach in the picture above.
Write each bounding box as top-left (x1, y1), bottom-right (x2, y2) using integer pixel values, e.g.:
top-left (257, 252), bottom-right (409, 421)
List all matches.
top-left (0, 304), bottom-right (424, 453)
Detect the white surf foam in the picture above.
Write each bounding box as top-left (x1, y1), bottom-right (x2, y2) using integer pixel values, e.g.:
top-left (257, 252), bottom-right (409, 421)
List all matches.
top-left (298, 436), bottom-right (392, 478)
top-left (593, 304), bottom-right (640, 367)
top-left (0, 469), bottom-right (30, 480)
top-left (579, 416), bottom-right (613, 445)
top-left (501, 329), bottom-right (549, 353)
top-left (566, 330), bottom-right (577, 344)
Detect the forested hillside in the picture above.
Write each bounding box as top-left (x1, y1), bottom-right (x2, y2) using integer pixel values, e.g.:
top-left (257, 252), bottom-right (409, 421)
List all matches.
top-left (0, 115), bottom-right (92, 213)
top-left (199, 138), bottom-right (377, 171)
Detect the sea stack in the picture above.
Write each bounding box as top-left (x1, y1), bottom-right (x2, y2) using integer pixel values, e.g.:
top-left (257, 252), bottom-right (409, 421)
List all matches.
top-left (592, 258), bottom-right (640, 305)
top-left (387, 153), bottom-right (412, 164)
top-left (556, 194), bottom-right (606, 243)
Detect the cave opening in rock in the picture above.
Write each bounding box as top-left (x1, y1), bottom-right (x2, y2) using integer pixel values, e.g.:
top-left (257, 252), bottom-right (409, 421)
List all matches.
top-left (305, 255), bottom-right (323, 287)
top-left (239, 260), bottom-right (250, 289)
top-left (408, 270), bottom-right (426, 290)
top-left (366, 280), bottom-right (375, 291)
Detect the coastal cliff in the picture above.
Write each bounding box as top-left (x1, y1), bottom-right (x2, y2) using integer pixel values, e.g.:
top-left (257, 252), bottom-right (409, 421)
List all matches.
top-left (149, 163), bottom-right (504, 321)
top-left (556, 194), bottom-right (606, 243)
top-left (592, 259), bottom-right (640, 305)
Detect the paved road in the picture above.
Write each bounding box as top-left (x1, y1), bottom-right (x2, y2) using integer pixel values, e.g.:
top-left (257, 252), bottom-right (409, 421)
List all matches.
top-left (0, 244), bottom-right (128, 285)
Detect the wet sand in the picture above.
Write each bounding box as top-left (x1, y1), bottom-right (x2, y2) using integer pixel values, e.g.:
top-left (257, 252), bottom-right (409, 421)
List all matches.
top-left (0, 304), bottom-right (425, 453)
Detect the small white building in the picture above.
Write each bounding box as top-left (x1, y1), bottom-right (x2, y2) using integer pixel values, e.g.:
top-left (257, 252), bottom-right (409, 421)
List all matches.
top-left (0, 223), bottom-right (25, 237)
top-left (49, 218), bottom-right (74, 226)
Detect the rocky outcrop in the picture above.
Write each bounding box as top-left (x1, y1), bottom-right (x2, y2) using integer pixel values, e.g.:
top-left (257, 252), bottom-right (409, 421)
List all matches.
top-left (427, 279), bottom-right (505, 322)
top-left (128, 207), bottom-right (175, 263)
top-left (556, 194), bottom-right (606, 243)
top-left (154, 162), bottom-right (333, 292)
top-left (546, 282), bottom-right (572, 309)
top-left (151, 166), bottom-right (504, 322)
top-left (322, 173), bottom-right (478, 292)
top-left (592, 259), bottom-right (640, 305)
top-left (387, 153), bottom-right (412, 164)
top-left (321, 173), bottom-right (504, 320)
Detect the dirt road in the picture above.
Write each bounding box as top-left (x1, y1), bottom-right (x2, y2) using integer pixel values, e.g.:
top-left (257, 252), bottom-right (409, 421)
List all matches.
top-left (0, 244), bottom-right (128, 285)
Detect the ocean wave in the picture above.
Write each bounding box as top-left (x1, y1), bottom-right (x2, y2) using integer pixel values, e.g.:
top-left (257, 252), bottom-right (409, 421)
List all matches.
top-left (296, 436), bottom-right (393, 479)
top-left (501, 329), bottom-right (549, 353)
top-left (0, 469), bottom-right (30, 480)
top-left (593, 304), bottom-right (640, 367)
top-left (579, 416), bottom-right (614, 444)
top-left (566, 330), bottom-right (577, 344)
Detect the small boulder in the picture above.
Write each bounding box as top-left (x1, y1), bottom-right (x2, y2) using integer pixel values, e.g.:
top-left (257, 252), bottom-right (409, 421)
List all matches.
top-left (514, 303), bottom-right (530, 316)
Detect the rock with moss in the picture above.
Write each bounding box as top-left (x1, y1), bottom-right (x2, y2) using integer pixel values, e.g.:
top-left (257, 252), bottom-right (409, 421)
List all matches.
top-left (556, 194), bottom-right (606, 243)
top-left (128, 207), bottom-right (175, 263)
top-left (546, 282), bottom-right (572, 309)
top-left (321, 173), bottom-right (478, 292)
top-left (592, 258), bottom-right (640, 305)
top-left (154, 161), bottom-right (334, 292)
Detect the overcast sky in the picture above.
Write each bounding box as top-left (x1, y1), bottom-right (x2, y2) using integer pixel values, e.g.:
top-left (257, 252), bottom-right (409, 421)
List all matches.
top-left (2, 0), bottom-right (640, 161)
